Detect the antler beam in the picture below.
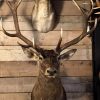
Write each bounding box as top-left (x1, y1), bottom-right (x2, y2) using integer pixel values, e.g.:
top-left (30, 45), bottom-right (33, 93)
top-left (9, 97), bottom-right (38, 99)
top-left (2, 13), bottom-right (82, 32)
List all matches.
top-left (2, 0), bottom-right (33, 47)
top-left (56, 0), bottom-right (98, 53)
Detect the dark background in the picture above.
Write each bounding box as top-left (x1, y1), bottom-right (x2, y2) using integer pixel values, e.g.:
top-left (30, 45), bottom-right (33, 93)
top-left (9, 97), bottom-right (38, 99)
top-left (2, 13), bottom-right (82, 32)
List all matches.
top-left (93, 21), bottom-right (100, 100)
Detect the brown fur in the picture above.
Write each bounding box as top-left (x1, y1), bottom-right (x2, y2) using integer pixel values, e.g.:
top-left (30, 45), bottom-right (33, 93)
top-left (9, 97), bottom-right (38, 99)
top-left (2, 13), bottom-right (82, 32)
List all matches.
top-left (32, 71), bottom-right (66, 100)
top-left (28, 50), bottom-right (68, 100)
top-left (20, 48), bottom-right (76, 100)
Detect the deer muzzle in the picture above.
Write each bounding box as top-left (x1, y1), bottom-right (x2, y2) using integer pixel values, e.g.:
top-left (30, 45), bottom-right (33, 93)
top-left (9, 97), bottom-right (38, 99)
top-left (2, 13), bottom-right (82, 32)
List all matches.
top-left (45, 67), bottom-right (58, 78)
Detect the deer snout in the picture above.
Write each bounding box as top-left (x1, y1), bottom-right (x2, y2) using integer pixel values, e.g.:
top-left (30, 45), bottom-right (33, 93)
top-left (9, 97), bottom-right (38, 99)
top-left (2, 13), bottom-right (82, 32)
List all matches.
top-left (45, 67), bottom-right (57, 77)
top-left (47, 69), bottom-right (57, 75)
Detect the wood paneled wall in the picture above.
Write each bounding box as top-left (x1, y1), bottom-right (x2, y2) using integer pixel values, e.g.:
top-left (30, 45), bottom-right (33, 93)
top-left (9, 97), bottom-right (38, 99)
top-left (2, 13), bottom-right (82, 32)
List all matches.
top-left (0, 0), bottom-right (93, 100)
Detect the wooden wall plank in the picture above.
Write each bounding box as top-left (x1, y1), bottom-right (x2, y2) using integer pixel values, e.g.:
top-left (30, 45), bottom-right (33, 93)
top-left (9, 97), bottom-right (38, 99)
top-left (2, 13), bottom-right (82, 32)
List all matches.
top-left (0, 61), bottom-right (92, 77)
top-left (0, 1), bottom-right (89, 16)
top-left (67, 93), bottom-right (93, 100)
top-left (0, 46), bottom-right (92, 61)
top-left (0, 1), bottom-right (93, 99)
top-left (0, 93), bottom-right (31, 100)
top-left (0, 77), bottom-right (92, 93)
top-left (0, 22), bottom-right (83, 31)
top-left (2, 15), bottom-right (83, 23)
top-left (0, 31), bottom-right (91, 46)
top-left (0, 93), bottom-right (93, 100)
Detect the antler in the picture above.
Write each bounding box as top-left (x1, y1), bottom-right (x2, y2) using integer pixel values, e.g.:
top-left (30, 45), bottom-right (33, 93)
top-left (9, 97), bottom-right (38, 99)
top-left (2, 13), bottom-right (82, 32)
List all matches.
top-left (1, 0), bottom-right (34, 47)
top-left (56, 0), bottom-right (98, 53)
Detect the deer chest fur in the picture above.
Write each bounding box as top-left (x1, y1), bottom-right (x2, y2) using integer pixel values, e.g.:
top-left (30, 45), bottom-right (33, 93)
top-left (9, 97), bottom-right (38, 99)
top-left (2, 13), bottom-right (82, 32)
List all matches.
top-left (31, 76), bottom-right (66, 100)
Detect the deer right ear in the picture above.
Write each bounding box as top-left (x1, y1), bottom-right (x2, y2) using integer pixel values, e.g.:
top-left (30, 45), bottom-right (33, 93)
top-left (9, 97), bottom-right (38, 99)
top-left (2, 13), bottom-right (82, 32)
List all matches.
top-left (58, 49), bottom-right (77, 60)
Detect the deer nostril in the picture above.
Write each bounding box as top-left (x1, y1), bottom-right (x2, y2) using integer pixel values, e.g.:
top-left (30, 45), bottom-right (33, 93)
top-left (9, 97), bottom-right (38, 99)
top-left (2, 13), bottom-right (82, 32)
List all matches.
top-left (47, 70), bottom-right (50, 73)
top-left (54, 70), bottom-right (57, 73)
top-left (47, 70), bottom-right (57, 75)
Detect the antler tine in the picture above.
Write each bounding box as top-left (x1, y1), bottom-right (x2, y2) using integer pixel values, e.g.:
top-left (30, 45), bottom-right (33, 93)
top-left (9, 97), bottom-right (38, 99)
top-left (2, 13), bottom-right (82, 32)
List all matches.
top-left (16, 0), bottom-right (22, 9)
top-left (73, 0), bottom-right (94, 18)
top-left (88, 0), bottom-right (95, 17)
top-left (60, 18), bottom-right (97, 52)
top-left (56, 31), bottom-right (62, 53)
top-left (72, 0), bottom-right (87, 17)
top-left (6, 0), bottom-right (22, 10)
top-left (2, 0), bottom-right (34, 47)
top-left (1, 17), bottom-right (17, 37)
top-left (58, 0), bottom-right (97, 52)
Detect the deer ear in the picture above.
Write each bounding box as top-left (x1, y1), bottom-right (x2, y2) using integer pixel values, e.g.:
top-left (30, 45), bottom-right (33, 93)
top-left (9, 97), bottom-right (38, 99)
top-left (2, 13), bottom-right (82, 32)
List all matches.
top-left (20, 46), bottom-right (35, 58)
top-left (58, 49), bottom-right (77, 60)
top-left (19, 43), bottom-right (43, 60)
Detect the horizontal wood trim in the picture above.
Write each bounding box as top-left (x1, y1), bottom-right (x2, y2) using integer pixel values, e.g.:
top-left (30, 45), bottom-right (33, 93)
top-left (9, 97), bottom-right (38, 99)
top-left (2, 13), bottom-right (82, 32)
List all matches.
top-left (0, 31), bottom-right (91, 46)
top-left (0, 22), bottom-right (83, 31)
top-left (0, 93), bottom-right (92, 100)
top-left (0, 77), bottom-right (92, 93)
top-left (67, 93), bottom-right (93, 100)
top-left (0, 1), bottom-right (90, 16)
top-left (2, 15), bottom-right (83, 23)
top-left (0, 46), bottom-right (92, 61)
top-left (0, 93), bottom-right (31, 100)
top-left (0, 61), bottom-right (92, 77)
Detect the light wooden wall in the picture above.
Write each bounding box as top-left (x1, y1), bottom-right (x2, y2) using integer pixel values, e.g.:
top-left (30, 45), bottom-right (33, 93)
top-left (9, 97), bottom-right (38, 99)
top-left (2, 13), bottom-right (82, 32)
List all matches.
top-left (0, 0), bottom-right (93, 100)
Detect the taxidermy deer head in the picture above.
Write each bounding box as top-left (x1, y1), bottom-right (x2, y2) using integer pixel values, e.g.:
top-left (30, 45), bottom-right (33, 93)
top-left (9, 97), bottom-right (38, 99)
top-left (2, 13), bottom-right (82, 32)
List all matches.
top-left (1, 0), bottom-right (99, 100)
top-left (32, 0), bottom-right (55, 33)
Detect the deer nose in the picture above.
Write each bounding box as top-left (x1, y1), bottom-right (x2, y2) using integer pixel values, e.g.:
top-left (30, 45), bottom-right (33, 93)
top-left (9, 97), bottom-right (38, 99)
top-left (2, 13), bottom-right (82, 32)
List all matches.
top-left (47, 69), bottom-right (57, 76)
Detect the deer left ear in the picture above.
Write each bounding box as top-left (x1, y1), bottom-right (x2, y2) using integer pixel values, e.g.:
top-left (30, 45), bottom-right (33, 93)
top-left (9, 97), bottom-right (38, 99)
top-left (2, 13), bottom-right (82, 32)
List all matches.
top-left (20, 46), bottom-right (36, 58)
top-left (20, 44), bottom-right (43, 60)
top-left (58, 49), bottom-right (77, 60)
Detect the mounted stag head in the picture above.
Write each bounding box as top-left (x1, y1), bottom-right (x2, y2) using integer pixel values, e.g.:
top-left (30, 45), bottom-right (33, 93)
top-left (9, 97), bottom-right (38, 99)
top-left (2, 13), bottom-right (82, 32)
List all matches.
top-left (32, 0), bottom-right (55, 33)
top-left (1, 0), bottom-right (98, 100)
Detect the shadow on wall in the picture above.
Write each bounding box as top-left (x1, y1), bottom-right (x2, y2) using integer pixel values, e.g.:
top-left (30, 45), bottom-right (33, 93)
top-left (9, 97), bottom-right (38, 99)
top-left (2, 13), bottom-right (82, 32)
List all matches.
top-left (0, 0), bottom-right (4, 16)
top-left (65, 78), bottom-right (92, 100)
top-left (61, 61), bottom-right (93, 100)
top-left (20, 0), bottom-right (65, 45)
top-left (52, 0), bottom-right (64, 26)
top-left (22, 0), bottom-right (65, 28)
top-left (0, 0), bottom-right (4, 8)
top-left (0, 0), bottom-right (64, 38)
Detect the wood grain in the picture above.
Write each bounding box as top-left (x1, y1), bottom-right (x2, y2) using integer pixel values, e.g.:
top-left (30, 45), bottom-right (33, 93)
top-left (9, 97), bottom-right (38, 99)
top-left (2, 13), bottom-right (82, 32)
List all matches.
top-left (67, 93), bottom-right (93, 100)
top-left (0, 61), bottom-right (92, 77)
top-left (0, 93), bottom-right (93, 100)
top-left (0, 77), bottom-right (92, 93)
top-left (0, 46), bottom-right (92, 61)
top-left (0, 1), bottom-right (90, 16)
top-left (0, 31), bottom-right (91, 46)
top-left (2, 15), bottom-right (83, 23)
top-left (0, 0), bottom-right (93, 99)
top-left (0, 21), bottom-right (84, 31)
top-left (0, 93), bottom-right (31, 100)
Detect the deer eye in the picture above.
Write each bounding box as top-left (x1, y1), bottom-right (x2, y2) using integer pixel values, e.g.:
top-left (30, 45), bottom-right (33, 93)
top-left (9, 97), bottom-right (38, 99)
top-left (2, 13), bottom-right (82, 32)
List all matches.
top-left (54, 70), bottom-right (57, 73)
